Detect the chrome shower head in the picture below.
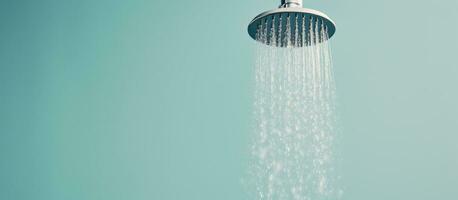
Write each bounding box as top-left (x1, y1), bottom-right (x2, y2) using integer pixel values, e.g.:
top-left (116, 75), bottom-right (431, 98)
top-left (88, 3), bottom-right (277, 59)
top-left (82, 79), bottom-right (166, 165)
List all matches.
top-left (247, 0), bottom-right (336, 47)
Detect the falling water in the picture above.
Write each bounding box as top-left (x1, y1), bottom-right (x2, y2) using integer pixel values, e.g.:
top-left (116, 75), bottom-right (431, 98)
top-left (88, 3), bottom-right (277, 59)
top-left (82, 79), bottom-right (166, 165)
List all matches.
top-left (249, 15), bottom-right (341, 200)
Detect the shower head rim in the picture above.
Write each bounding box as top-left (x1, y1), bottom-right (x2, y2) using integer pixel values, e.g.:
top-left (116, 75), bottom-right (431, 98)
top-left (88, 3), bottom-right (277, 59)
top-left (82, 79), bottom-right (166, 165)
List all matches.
top-left (247, 7), bottom-right (336, 45)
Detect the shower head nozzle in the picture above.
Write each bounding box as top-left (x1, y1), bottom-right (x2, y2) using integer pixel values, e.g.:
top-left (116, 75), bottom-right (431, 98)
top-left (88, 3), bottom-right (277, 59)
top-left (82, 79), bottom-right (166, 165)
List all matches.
top-left (248, 1), bottom-right (336, 47)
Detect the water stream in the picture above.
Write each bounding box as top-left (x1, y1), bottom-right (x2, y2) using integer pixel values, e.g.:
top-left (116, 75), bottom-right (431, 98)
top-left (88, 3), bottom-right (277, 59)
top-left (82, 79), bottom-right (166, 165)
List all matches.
top-left (249, 16), bottom-right (341, 200)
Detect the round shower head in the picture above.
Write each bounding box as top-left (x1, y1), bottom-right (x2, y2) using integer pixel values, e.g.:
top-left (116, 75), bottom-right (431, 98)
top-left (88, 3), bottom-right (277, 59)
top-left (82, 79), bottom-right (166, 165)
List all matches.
top-left (248, 6), bottom-right (336, 47)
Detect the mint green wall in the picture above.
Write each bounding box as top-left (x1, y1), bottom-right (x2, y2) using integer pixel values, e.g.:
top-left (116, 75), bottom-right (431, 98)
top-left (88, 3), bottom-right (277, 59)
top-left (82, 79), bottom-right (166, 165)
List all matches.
top-left (1, 0), bottom-right (457, 199)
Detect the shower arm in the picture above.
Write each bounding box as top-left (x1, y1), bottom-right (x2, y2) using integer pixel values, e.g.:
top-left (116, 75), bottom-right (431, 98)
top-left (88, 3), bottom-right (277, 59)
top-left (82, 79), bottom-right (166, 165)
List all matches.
top-left (279, 0), bottom-right (303, 8)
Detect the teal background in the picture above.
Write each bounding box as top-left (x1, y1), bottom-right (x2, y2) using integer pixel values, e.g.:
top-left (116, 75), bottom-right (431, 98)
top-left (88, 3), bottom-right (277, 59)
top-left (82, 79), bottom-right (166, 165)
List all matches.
top-left (1, 0), bottom-right (457, 199)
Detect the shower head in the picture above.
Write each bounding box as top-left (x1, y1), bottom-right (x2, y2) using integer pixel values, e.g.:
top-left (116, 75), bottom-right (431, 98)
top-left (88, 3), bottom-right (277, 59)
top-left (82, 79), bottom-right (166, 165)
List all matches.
top-left (247, 0), bottom-right (336, 47)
